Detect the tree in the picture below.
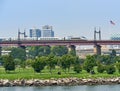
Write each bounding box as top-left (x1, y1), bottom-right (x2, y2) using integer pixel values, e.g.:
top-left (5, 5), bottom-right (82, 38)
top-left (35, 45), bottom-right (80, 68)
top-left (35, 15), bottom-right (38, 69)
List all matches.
top-left (37, 46), bottom-right (51, 56)
top-left (98, 55), bottom-right (114, 65)
top-left (56, 56), bottom-right (62, 73)
top-left (74, 65), bottom-right (82, 73)
top-left (46, 55), bottom-right (57, 74)
top-left (116, 62), bottom-right (120, 73)
top-left (32, 56), bottom-right (46, 73)
top-left (83, 55), bottom-right (96, 73)
top-left (97, 61), bottom-right (105, 73)
top-left (20, 61), bottom-right (26, 69)
top-left (3, 55), bottom-right (15, 72)
top-left (27, 46), bottom-right (37, 59)
top-left (106, 65), bottom-right (116, 74)
top-left (28, 46), bottom-right (51, 58)
top-left (73, 56), bottom-right (82, 73)
top-left (51, 46), bottom-right (68, 56)
top-left (14, 58), bottom-right (21, 67)
top-left (111, 49), bottom-right (116, 57)
top-left (61, 54), bottom-right (75, 73)
top-left (114, 56), bottom-right (120, 62)
top-left (0, 55), bottom-right (5, 65)
top-left (26, 59), bottom-right (34, 67)
top-left (10, 47), bottom-right (26, 61)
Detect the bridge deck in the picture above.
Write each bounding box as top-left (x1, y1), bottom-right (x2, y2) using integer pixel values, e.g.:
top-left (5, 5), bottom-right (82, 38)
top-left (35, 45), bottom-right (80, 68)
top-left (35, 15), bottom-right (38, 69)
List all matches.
top-left (0, 40), bottom-right (120, 46)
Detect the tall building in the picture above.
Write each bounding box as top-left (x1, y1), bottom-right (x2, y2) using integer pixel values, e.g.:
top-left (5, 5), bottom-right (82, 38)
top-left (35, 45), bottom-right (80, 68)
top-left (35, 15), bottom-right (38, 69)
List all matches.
top-left (110, 34), bottom-right (120, 49)
top-left (29, 29), bottom-right (41, 38)
top-left (42, 25), bottom-right (54, 37)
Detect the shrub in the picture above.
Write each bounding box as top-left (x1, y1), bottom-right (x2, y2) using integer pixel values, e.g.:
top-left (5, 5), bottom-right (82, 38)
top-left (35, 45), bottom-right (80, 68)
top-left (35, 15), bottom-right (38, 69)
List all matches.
top-left (97, 63), bottom-right (105, 73)
top-left (74, 65), bottom-right (82, 73)
top-left (3, 55), bottom-right (15, 72)
top-left (116, 62), bottom-right (120, 73)
top-left (83, 55), bottom-right (96, 73)
top-left (106, 65), bottom-right (116, 74)
top-left (32, 57), bottom-right (46, 73)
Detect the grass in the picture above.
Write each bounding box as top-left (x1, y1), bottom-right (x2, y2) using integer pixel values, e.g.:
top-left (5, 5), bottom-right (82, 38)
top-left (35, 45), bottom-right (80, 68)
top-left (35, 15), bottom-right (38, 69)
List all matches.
top-left (0, 66), bottom-right (120, 80)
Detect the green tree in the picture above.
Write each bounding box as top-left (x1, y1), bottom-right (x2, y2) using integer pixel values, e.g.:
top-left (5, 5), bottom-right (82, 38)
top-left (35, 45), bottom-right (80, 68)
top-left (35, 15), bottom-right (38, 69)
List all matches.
top-left (38, 46), bottom-right (51, 56)
top-left (14, 58), bottom-right (21, 67)
top-left (114, 56), bottom-right (120, 62)
top-left (20, 61), bottom-right (26, 69)
top-left (0, 55), bottom-right (5, 65)
top-left (27, 46), bottom-right (37, 59)
top-left (83, 55), bottom-right (96, 73)
top-left (111, 49), bottom-right (116, 57)
top-left (28, 46), bottom-right (51, 58)
top-left (46, 55), bottom-right (57, 74)
top-left (32, 56), bottom-right (46, 73)
top-left (97, 61), bottom-right (105, 73)
top-left (116, 62), bottom-right (120, 73)
top-left (3, 55), bottom-right (15, 72)
top-left (10, 47), bottom-right (26, 61)
top-left (61, 54), bottom-right (75, 73)
top-left (106, 65), bottom-right (116, 74)
top-left (56, 56), bottom-right (62, 73)
top-left (26, 59), bottom-right (34, 67)
top-left (73, 56), bottom-right (82, 73)
top-left (98, 55), bottom-right (114, 65)
top-left (51, 46), bottom-right (68, 56)
top-left (69, 48), bottom-right (76, 56)
top-left (74, 65), bottom-right (82, 73)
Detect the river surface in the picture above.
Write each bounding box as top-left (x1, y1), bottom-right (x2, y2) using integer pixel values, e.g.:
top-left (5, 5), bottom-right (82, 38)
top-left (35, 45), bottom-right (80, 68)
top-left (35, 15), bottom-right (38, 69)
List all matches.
top-left (0, 85), bottom-right (120, 91)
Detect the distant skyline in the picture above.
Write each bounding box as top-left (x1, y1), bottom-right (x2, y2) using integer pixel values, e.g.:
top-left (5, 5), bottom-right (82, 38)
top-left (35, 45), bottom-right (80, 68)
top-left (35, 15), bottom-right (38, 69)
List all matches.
top-left (0, 0), bottom-right (120, 39)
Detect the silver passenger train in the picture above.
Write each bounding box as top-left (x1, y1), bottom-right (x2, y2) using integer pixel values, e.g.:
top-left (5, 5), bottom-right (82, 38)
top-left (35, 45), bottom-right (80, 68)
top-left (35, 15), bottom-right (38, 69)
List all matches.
top-left (0, 36), bottom-right (87, 41)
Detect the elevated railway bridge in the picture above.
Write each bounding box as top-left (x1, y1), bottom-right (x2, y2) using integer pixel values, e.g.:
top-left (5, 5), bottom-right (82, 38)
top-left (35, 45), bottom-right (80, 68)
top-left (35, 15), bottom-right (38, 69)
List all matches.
top-left (0, 39), bottom-right (120, 55)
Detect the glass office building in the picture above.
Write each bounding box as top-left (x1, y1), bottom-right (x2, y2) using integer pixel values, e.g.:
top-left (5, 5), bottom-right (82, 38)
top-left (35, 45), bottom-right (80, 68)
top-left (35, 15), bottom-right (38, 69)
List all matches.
top-left (29, 29), bottom-right (41, 38)
top-left (42, 25), bottom-right (54, 37)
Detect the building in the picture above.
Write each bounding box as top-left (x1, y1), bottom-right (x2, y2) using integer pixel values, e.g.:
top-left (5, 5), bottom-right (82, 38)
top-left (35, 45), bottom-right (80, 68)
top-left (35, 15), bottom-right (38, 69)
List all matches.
top-left (110, 34), bottom-right (120, 49)
top-left (29, 29), bottom-right (41, 38)
top-left (42, 25), bottom-right (54, 37)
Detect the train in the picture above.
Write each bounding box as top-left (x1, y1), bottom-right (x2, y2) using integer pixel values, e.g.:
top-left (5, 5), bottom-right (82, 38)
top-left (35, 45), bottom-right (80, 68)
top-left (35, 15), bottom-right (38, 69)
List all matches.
top-left (0, 36), bottom-right (87, 42)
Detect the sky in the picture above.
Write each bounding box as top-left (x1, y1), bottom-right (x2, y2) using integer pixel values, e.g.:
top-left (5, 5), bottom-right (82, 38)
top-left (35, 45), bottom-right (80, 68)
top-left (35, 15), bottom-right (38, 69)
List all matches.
top-left (0, 0), bottom-right (120, 39)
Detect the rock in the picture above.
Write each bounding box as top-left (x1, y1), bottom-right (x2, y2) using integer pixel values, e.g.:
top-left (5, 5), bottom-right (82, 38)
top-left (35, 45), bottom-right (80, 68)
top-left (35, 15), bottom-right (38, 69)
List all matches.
top-left (3, 80), bottom-right (11, 87)
top-left (0, 77), bottom-right (119, 86)
top-left (26, 80), bottom-right (34, 86)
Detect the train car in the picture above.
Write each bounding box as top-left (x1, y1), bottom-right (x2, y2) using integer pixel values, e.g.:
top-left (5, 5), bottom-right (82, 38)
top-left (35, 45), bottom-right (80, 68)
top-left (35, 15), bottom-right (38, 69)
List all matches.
top-left (65, 36), bottom-right (87, 40)
top-left (38, 37), bottom-right (60, 40)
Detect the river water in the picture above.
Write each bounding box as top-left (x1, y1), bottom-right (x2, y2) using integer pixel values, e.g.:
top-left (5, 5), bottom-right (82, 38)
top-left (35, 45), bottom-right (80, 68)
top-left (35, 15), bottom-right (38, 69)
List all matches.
top-left (0, 85), bottom-right (120, 91)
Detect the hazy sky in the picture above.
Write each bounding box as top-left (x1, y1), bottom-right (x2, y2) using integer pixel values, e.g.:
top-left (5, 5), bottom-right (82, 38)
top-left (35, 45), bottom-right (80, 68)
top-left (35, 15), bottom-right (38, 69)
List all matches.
top-left (0, 0), bottom-right (120, 39)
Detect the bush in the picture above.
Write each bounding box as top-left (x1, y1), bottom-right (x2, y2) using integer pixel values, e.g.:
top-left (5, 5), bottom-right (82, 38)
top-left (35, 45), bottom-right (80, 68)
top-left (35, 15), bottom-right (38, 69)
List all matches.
top-left (3, 55), bottom-right (15, 72)
top-left (106, 65), bottom-right (116, 74)
top-left (116, 62), bottom-right (120, 73)
top-left (32, 57), bottom-right (46, 73)
top-left (74, 65), bottom-right (82, 73)
top-left (97, 63), bottom-right (105, 73)
top-left (83, 55), bottom-right (96, 73)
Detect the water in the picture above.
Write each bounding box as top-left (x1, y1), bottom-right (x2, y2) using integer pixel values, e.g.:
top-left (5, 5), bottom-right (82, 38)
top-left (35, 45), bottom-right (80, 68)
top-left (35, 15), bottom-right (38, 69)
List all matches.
top-left (0, 85), bottom-right (120, 91)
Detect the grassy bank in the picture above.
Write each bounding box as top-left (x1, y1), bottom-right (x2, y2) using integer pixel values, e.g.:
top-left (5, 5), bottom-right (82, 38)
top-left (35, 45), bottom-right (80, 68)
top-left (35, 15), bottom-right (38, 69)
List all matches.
top-left (0, 67), bottom-right (120, 80)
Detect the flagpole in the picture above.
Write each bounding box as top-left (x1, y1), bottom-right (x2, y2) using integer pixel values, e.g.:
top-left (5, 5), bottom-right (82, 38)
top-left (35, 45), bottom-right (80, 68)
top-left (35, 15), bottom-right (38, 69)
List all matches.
top-left (109, 20), bottom-right (115, 39)
top-left (109, 20), bottom-right (116, 49)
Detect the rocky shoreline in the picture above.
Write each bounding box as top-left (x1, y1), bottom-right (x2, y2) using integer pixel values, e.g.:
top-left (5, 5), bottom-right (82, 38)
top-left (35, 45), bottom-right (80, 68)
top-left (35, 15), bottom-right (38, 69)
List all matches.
top-left (0, 78), bottom-right (120, 87)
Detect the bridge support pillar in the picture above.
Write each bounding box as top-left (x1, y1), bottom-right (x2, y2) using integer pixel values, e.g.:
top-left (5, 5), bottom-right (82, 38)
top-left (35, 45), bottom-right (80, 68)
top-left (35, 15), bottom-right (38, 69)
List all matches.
top-left (68, 45), bottom-right (76, 56)
top-left (94, 45), bottom-right (101, 55)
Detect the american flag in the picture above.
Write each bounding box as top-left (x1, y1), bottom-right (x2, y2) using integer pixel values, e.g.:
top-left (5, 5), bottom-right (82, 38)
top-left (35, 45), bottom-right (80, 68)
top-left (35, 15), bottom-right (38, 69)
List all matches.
top-left (110, 20), bottom-right (115, 25)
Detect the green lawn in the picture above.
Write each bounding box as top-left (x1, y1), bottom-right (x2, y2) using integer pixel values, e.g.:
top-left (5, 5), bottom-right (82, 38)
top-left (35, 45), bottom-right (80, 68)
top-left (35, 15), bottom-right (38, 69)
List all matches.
top-left (0, 67), bottom-right (120, 80)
